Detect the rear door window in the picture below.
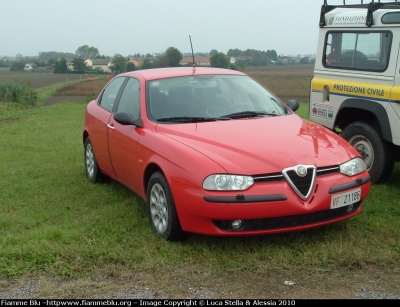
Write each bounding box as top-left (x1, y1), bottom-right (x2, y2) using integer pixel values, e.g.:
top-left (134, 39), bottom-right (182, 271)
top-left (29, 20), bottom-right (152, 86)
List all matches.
top-left (99, 77), bottom-right (126, 112)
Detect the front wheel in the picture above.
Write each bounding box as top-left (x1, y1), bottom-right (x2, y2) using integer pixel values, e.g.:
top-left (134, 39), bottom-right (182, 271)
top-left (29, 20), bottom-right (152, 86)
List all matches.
top-left (146, 172), bottom-right (186, 241)
top-left (341, 121), bottom-right (394, 184)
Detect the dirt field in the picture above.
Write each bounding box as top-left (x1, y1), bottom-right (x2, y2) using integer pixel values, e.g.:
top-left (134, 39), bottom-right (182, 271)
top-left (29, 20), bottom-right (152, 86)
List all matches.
top-left (43, 78), bottom-right (109, 106)
top-left (52, 78), bottom-right (109, 96)
top-left (245, 64), bottom-right (313, 103)
top-left (0, 72), bottom-right (88, 89)
top-left (38, 65), bottom-right (314, 106)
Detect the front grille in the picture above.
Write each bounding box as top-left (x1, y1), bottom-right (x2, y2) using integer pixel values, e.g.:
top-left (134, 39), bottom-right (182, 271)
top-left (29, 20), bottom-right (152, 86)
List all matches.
top-left (285, 169), bottom-right (314, 196)
top-left (282, 165), bottom-right (316, 200)
top-left (213, 201), bottom-right (361, 232)
top-left (317, 166), bottom-right (340, 176)
top-left (253, 166), bottom-right (339, 183)
top-left (252, 165), bottom-right (339, 200)
top-left (253, 173), bottom-right (285, 183)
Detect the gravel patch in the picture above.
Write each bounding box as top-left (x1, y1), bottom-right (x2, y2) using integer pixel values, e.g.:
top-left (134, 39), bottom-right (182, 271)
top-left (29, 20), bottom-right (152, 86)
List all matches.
top-left (355, 289), bottom-right (400, 299)
top-left (1, 278), bottom-right (399, 299)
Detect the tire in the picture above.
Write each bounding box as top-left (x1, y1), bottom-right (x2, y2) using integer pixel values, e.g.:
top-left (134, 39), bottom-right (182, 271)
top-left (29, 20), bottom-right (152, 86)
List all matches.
top-left (84, 137), bottom-right (106, 183)
top-left (341, 121), bottom-right (394, 184)
top-left (146, 172), bottom-right (186, 241)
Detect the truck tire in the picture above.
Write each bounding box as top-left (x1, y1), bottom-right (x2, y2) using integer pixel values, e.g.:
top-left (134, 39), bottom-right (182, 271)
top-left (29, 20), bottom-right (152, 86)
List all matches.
top-left (341, 121), bottom-right (394, 184)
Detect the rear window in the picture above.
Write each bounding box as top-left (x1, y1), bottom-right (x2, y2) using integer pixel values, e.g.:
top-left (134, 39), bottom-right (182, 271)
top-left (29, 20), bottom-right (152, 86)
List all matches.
top-left (323, 31), bottom-right (392, 72)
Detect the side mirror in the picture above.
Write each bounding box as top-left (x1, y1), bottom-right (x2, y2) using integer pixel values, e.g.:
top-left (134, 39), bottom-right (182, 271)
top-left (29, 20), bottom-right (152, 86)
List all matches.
top-left (113, 112), bottom-right (136, 125)
top-left (286, 99), bottom-right (299, 112)
top-left (113, 112), bottom-right (143, 127)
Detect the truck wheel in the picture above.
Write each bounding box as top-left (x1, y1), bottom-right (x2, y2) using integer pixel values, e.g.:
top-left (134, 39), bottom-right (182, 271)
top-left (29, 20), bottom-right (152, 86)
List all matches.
top-left (341, 121), bottom-right (394, 184)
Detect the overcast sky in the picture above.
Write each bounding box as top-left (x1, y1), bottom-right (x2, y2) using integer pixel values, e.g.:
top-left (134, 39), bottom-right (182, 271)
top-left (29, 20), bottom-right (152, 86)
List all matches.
top-left (1, 0), bottom-right (333, 58)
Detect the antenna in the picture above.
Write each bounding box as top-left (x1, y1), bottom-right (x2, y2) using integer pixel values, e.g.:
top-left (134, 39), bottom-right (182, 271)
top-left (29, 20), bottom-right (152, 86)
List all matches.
top-left (189, 35), bottom-right (196, 72)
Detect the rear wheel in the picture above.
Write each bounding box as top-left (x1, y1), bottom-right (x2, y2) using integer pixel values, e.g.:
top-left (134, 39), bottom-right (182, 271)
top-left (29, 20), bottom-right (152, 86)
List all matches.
top-left (341, 121), bottom-right (394, 184)
top-left (147, 172), bottom-right (186, 241)
top-left (84, 137), bottom-right (106, 183)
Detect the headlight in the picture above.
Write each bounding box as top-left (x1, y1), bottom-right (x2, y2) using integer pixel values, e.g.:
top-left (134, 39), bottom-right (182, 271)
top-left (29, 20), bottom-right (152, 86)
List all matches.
top-left (203, 174), bottom-right (254, 191)
top-left (340, 157), bottom-right (367, 176)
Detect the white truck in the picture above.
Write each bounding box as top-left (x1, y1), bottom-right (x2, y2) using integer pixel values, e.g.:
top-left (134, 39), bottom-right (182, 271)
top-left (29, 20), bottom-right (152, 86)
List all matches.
top-left (310, 0), bottom-right (400, 183)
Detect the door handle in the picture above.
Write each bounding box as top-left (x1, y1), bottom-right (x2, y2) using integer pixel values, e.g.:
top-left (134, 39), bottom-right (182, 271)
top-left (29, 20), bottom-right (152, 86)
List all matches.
top-left (107, 124), bottom-right (115, 130)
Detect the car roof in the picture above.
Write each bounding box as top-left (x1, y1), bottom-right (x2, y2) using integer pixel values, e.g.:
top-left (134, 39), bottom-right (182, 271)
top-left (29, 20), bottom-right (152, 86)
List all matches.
top-left (118, 67), bottom-right (246, 81)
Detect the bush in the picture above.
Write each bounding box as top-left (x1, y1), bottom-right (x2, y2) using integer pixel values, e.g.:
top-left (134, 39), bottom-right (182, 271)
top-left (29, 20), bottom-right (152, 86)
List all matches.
top-left (85, 93), bottom-right (96, 103)
top-left (0, 82), bottom-right (38, 105)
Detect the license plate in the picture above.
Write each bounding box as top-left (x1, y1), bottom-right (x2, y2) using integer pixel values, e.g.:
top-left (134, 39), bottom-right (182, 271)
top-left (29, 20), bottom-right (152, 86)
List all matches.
top-left (330, 188), bottom-right (361, 209)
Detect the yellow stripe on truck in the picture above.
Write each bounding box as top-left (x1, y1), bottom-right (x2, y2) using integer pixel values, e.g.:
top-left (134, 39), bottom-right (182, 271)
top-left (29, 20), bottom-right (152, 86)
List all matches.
top-left (390, 86), bottom-right (400, 101)
top-left (312, 78), bottom-right (392, 101)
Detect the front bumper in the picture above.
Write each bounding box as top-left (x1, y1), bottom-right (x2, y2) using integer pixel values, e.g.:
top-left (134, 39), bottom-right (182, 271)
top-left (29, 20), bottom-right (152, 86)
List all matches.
top-left (171, 171), bottom-right (371, 236)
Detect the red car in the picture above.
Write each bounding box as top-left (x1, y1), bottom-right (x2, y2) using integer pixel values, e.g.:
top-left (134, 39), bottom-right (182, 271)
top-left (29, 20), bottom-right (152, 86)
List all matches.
top-left (83, 67), bottom-right (371, 241)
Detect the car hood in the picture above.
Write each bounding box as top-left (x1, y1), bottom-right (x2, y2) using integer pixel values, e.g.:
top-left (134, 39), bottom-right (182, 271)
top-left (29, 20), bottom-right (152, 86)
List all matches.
top-left (155, 115), bottom-right (355, 174)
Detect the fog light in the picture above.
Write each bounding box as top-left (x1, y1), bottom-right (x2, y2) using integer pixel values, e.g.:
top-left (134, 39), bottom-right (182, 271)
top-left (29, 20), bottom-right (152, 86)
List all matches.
top-left (232, 220), bottom-right (242, 230)
top-left (347, 204), bottom-right (354, 212)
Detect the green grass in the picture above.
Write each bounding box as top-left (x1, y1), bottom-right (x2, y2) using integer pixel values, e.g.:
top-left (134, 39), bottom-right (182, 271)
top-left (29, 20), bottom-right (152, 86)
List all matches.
top-left (295, 102), bottom-right (309, 119)
top-left (0, 100), bottom-right (399, 296)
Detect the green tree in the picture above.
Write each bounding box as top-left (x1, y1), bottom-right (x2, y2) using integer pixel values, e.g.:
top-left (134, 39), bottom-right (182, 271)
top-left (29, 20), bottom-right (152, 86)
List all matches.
top-left (55, 58), bottom-right (68, 73)
top-left (47, 58), bottom-right (56, 66)
top-left (75, 45), bottom-right (100, 59)
top-left (31, 59), bottom-right (46, 67)
top-left (10, 61), bottom-right (26, 71)
top-left (267, 50), bottom-right (278, 61)
top-left (210, 52), bottom-right (230, 68)
top-left (231, 59), bottom-right (245, 71)
top-left (227, 49), bottom-right (243, 57)
top-left (72, 57), bottom-right (86, 71)
top-left (109, 54), bottom-right (127, 74)
top-left (209, 49), bottom-right (218, 56)
top-left (126, 62), bottom-right (136, 72)
top-left (0, 60), bottom-right (9, 68)
top-left (250, 52), bottom-right (270, 66)
top-left (39, 51), bottom-right (74, 61)
top-left (140, 59), bottom-right (153, 69)
top-left (300, 57), bottom-right (310, 64)
top-left (152, 56), bottom-right (167, 68)
top-left (164, 47), bottom-right (182, 67)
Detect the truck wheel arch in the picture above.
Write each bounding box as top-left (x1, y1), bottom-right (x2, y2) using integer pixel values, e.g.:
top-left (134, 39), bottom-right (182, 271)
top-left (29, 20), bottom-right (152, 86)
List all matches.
top-left (336, 98), bottom-right (392, 142)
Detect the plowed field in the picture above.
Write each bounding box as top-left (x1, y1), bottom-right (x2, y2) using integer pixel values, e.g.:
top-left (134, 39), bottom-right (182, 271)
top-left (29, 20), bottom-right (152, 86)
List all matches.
top-left (0, 72), bottom-right (89, 89)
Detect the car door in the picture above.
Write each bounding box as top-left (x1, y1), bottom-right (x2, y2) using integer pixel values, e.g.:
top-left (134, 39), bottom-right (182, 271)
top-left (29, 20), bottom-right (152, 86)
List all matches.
top-left (90, 77), bottom-right (127, 176)
top-left (108, 77), bottom-right (142, 192)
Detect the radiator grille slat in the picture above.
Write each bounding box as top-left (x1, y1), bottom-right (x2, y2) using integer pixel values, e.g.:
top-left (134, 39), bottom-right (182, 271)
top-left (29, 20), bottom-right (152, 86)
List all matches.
top-left (282, 165), bottom-right (316, 200)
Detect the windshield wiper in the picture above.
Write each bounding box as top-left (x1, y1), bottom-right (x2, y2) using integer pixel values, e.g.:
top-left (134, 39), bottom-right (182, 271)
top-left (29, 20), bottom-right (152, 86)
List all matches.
top-left (223, 111), bottom-right (278, 119)
top-left (157, 116), bottom-right (231, 123)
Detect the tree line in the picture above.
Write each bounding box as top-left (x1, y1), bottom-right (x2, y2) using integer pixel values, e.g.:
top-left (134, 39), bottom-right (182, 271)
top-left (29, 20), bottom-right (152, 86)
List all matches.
top-left (3, 45), bottom-right (309, 74)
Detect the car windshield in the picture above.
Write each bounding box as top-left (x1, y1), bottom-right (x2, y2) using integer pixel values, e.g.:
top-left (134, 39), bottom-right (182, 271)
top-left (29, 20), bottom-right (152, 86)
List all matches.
top-left (146, 75), bottom-right (289, 123)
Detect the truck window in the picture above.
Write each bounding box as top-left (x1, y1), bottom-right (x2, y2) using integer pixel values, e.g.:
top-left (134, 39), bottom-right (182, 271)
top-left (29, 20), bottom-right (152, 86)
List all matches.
top-left (324, 31), bottom-right (392, 71)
